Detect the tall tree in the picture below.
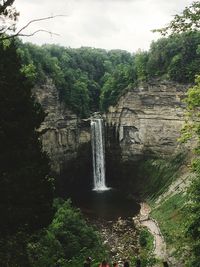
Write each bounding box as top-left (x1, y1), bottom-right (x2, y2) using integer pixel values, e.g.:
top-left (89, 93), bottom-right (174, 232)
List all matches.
top-left (0, 40), bottom-right (54, 236)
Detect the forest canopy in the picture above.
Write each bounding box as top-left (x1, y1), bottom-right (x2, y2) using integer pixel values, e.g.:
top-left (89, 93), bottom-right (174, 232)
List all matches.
top-left (16, 31), bottom-right (200, 117)
top-left (1, 0), bottom-right (200, 266)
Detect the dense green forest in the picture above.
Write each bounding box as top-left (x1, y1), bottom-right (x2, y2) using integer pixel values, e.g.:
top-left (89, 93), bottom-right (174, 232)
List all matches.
top-left (0, 0), bottom-right (200, 266)
top-left (16, 31), bottom-right (200, 116)
top-left (0, 38), bottom-right (107, 267)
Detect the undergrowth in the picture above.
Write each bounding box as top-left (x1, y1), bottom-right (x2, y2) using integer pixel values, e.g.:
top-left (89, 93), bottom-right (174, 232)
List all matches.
top-left (151, 193), bottom-right (188, 263)
top-left (138, 152), bottom-right (186, 200)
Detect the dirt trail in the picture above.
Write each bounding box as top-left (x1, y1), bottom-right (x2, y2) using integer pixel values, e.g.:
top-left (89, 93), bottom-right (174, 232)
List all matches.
top-left (134, 202), bottom-right (167, 261)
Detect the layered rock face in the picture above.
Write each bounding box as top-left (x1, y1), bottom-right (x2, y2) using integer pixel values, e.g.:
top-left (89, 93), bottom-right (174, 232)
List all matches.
top-left (34, 79), bottom-right (189, 176)
top-left (34, 79), bottom-right (90, 175)
top-left (105, 80), bottom-right (189, 160)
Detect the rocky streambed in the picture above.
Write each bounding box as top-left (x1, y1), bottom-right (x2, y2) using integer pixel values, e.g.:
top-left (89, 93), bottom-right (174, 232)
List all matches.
top-left (90, 217), bottom-right (140, 262)
top-left (88, 201), bottom-right (168, 266)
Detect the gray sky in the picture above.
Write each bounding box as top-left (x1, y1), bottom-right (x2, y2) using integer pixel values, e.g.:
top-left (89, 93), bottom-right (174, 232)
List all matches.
top-left (15, 0), bottom-right (193, 52)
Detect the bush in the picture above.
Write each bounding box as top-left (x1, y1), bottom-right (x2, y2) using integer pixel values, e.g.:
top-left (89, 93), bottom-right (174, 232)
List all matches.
top-left (28, 198), bottom-right (108, 267)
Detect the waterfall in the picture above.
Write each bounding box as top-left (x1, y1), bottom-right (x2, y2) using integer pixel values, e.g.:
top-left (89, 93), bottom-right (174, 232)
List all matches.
top-left (91, 118), bottom-right (108, 191)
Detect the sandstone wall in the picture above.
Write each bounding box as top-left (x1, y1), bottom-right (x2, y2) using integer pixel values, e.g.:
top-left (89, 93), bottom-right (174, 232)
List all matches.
top-left (105, 80), bottom-right (189, 160)
top-left (34, 79), bottom-right (90, 174)
top-left (34, 79), bottom-right (190, 174)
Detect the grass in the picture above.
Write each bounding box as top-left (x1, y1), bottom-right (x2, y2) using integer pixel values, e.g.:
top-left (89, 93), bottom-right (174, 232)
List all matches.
top-left (151, 193), bottom-right (187, 258)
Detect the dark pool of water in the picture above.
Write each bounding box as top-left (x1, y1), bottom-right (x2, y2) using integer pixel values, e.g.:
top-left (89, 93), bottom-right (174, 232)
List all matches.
top-left (70, 188), bottom-right (140, 220)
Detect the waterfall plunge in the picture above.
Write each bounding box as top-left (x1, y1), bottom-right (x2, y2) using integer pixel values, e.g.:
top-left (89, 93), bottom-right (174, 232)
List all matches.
top-left (91, 118), bottom-right (109, 191)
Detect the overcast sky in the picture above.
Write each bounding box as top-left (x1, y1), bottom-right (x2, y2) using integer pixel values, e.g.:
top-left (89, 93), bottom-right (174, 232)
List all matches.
top-left (15, 0), bottom-right (193, 52)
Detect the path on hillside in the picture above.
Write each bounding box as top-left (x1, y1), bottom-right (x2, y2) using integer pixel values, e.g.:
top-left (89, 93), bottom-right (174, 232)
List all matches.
top-left (134, 202), bottom-right (167, 260)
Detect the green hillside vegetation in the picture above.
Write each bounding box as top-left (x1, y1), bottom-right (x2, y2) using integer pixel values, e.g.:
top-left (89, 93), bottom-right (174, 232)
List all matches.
top-left (1, 31), bottom-right (199, 266)
top-left (16, 31), bottom-right (200, 116)
top-left (28, 199), bottom-right (107, 267)
top-left (138, 153), bottom-right (186, 200)
top-left (0, 39), bottom-right (107, 267)
top-left (143, 2), bottom-right (200, 266)
top-left (1, 0), bottom-right (200, 266)
top-left (0, 39), bottom-right (54, 266)
top-left (151, 193), bottom-right (187, 261)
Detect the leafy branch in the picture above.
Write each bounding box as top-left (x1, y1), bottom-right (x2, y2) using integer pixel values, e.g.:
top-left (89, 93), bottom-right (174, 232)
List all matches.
top-left (153, 1), bottom-right (200, 36)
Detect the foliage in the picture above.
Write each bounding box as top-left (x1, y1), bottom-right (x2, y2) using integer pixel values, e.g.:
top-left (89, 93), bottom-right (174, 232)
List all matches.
top-left (0, 232), bottom-right (31, 266)
top-left (147, 32), bottom-right (200, 82)
top-left (152, 1), bottom-right (200, 264)
top-left (17, 43), bottom-right (134, 116)
top-left (100, 63), bottom-right (136, 110)
top-left (184, 174), bottom-right (200, 267)
top-left (180, 77), bottom-right (200, 266)
top-left (152, 193), bottom-right (187, 244)
top-left (139, 229), bottom-right (154, 251)
top-left (151, 193), bottom-right (189, 264)
top-left (0, 0), bottom-right (19, 38)
top-left (14, 31), bottom-right (200, 115)
top-left (133, 228), bottom-right (157, 267)
top-left (186, 75), bottom-right (200, 109)
top-left (185, 176), bottom-right (200, 267)
top-left (153, 1), bottom-right (200, 36)
top-left (0, 40), bottom-right (54, 236)
top-left (28, 199), bottom-right (108, 267)
top-left (134, 51), bottom-right (149, 82)
top-left (137, 153), bottom-right (186, 200)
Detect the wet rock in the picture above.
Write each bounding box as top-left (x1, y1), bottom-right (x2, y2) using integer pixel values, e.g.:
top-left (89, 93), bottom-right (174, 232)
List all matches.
top-left (90, 217), bottom-right (140, 261)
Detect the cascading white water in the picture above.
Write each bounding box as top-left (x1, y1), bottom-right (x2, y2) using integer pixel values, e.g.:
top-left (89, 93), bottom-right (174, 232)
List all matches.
top-left (91, 118), bottom-right (108, 191)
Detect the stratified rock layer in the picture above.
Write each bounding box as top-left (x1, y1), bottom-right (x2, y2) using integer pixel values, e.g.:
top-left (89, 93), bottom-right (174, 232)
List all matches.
top-left (105, 80), bottom-right (189, 160)
top-left (34, 79), bottom-right (189, 175)
top-left (34, 79), bottom-right (90, 175)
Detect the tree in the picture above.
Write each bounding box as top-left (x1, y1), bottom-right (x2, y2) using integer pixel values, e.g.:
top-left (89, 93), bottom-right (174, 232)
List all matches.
top-left (28, 199), bottom-right (107, 267)
top-left (154, 1), bottom-right (200, 265)
top-left (153, 2), bottom-right (200, 265)
top-left (0, 40), bottom-right (54, 236)
top-left (100, 64), bottom-right (136, 110)
top-left (180, 76), bottom-right (200, 266)
top-left (0, 0), bottom-right (19, 37)
top-left (146, 32), bottom-right (200, 83)
top-left (134, 51), bottom-right (149, 82)
top-left (153, 1), bottom-right (200, 36)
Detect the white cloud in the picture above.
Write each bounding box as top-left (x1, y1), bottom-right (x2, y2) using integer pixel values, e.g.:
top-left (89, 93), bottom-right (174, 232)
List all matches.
top-left (15, 0), bottom-right (193, 52)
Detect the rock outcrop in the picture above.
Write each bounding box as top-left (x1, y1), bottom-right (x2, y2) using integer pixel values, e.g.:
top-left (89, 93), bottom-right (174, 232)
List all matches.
top-left (105, 80), bottom-right (189, 160)
top-left (34, 79), bottom-right (90, 175)
top-left (34, 79), bottom-right (190, 177)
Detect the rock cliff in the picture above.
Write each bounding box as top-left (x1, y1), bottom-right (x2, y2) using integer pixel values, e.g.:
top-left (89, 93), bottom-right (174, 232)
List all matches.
top-left (33, 79), bottom-right (90, 175)
top-left (34, 79), bottom-right (190, 179)
top-left (105, 80), bottom-right (189, 161)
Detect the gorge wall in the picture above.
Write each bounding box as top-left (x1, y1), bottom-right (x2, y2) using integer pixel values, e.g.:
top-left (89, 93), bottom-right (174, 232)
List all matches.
top-left (33, 79), bottom-right (91, 176)
top-left (34, 79), bottom-right (190, 191)
top-left (105, 80), bottom-right (189, 161)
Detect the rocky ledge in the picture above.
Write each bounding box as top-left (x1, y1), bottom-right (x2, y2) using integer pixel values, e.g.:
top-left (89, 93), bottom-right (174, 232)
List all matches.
top-left (105, 80), bottom-right (190, 161)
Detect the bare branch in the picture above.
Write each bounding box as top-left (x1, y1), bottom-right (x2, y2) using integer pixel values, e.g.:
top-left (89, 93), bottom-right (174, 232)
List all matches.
top-left (0, 14), bottom-right (67, 40)
top-left (16, 15), bottom-right (67, 36)
top-left (20, 30), bottom-right (60, 37)
top-left (0, 29), bottom-right (60, 40)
